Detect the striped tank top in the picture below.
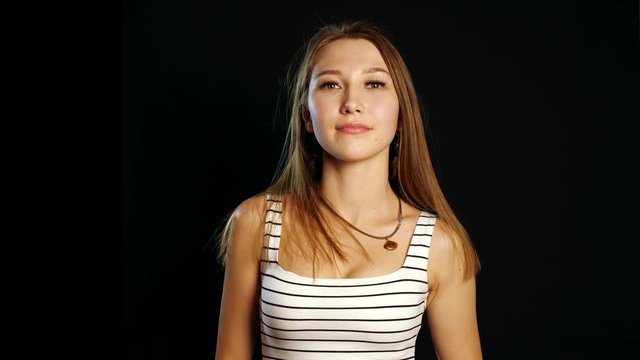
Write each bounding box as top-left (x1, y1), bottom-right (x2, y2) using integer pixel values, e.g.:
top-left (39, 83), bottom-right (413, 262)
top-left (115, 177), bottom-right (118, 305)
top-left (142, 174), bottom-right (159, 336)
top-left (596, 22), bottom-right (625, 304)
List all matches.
top-left (259, 197), bottom-right (437, 359)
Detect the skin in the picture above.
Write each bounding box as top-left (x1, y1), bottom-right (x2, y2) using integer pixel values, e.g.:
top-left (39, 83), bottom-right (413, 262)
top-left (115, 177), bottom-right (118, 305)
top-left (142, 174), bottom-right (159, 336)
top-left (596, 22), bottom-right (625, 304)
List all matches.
top-left (215, 38), bottom-right (482, 360)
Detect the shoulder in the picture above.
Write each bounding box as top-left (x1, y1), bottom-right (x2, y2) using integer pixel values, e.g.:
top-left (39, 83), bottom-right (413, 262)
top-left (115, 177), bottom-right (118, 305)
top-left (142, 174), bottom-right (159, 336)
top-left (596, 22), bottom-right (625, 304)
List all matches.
top-left (232, 193), bottom-right (269, 227)
top-left (430, 216), bottom-right (455, 262)
top-left (429, 217), bottom-right (464, 287)
top-left (224, 194), bottom-right (269, 262)
top-left (232, 192), bottom-right (291, 228)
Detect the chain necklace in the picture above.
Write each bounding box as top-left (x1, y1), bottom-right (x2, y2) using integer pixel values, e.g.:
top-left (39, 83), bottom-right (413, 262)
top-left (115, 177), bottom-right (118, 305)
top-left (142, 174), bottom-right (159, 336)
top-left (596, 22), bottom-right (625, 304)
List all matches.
top-left (321, 195), bottom-right (403, 251)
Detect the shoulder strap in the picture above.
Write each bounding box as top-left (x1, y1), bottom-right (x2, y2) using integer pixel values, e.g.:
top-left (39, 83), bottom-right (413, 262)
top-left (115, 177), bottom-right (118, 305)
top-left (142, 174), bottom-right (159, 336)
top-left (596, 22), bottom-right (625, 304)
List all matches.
top-left (403, 211), bottom-right (437, 276)
top-left (262, 195), bottom-right (283, 264)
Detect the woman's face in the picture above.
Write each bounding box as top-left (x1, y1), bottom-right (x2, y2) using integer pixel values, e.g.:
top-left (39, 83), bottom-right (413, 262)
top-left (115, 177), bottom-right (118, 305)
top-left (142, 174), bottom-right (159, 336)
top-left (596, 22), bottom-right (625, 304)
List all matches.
top-left (306, 38), bottom-right (399, 164)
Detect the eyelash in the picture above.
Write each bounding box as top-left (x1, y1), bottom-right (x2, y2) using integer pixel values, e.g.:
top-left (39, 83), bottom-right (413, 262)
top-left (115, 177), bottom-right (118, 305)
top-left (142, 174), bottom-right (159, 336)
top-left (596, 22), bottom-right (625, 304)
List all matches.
top-left (319, 81), bottom-right (340, 89)
top-left (318, 80), bottom-right (387, 89)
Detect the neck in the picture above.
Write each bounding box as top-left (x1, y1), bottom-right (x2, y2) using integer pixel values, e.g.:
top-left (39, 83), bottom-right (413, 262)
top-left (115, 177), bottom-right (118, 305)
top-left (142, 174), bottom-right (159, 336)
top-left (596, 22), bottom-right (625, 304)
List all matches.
top-left (319, 160), bottom-right (396, 223)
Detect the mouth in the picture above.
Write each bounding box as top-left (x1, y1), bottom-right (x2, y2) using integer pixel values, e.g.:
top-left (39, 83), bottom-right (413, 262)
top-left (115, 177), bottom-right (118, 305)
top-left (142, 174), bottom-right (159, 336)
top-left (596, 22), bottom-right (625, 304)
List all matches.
top-left (335, 122), bottom-right (372, 134)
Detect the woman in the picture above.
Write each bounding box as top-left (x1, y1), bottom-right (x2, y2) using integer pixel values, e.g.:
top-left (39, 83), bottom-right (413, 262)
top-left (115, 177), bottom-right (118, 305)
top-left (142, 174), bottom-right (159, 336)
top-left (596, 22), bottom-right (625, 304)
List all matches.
top-left (215, 19), bottom-right (482, 360)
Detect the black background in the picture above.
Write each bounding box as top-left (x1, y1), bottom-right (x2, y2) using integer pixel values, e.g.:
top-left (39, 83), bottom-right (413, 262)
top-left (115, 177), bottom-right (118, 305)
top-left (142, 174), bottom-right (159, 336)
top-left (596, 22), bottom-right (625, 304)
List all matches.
top-left (122, 1), bottom-right (639, 359)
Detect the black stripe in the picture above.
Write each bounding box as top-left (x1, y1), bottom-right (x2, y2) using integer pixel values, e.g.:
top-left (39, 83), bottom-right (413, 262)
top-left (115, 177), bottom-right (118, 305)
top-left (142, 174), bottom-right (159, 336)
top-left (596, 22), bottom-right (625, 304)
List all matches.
top-left (265, 220), bottom-right (282, 226)
top-left (262, 286), bottom-right (424, 298)
top-left (260, 331), bottom-right (418, 344)
top-left (262, 343), bottom-right (415, 354)
top-left (264, 233), bottom-right (281, 238)
top-left (415, 223), bottom-right (435, 227)
top-left (266, 199), bottom-right (282, 203)
top-left (261, 297), bottom-right (425, 310)
top-left (261, 356), bottom-right (285, 360)
top-left (401, 266), bottom-right (427, 272)
top-left (406, 254), bottom-right (428, 260)
top-left (260, 318), bottom-right (423, 334)
top-left (261, 260), bottom-right (278, 264)
top-left (410, 243), bottom-right (430, 248)
top-left (263, 246), bottom-right (278, 250)
top-left (266, 209), bottom-right (282, 214)
top-left (260, 308), bottom-right (423, 322)
top-left (261, 272), bottom-right (427, 287)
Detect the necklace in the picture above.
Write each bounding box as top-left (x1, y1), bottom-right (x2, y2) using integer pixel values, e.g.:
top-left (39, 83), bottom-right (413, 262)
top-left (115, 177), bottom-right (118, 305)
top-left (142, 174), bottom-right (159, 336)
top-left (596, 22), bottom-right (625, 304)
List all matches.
top-left (321, 195), bottom-right (403, 251)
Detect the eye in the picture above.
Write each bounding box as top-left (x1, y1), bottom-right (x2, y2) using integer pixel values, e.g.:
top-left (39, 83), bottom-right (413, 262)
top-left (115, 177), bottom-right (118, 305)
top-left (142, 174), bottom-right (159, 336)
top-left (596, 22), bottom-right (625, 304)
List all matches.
top-left (366, 81), bottom-right (386, 89)
top-left (319, 81), bottom-right (340, 90)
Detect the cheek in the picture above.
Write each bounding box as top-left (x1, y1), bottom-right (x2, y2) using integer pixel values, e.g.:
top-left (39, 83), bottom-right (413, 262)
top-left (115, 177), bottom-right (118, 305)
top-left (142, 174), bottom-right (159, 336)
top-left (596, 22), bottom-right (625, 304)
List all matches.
top-left (308, 95), bottom-right (335, 122)
top-left (374, 96), bottom-right (400, 124)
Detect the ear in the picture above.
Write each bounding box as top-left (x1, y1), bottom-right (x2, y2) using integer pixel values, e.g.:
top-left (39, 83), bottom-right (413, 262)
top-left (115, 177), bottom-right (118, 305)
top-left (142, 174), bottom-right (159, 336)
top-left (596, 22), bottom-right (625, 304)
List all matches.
top-left (302, 107), bottom-right (314, 133)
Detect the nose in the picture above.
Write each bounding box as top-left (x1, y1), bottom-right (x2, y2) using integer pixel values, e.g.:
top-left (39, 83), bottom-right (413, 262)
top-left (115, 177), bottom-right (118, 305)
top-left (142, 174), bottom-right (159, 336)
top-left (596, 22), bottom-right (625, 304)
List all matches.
top-left (340, 89), bottom-right (363, 114)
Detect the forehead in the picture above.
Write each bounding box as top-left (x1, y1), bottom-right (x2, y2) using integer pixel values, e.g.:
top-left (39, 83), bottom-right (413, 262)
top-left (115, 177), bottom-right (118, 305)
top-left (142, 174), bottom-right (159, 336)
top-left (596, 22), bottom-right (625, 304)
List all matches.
top-left (312, 38), bottom-right (388, 72)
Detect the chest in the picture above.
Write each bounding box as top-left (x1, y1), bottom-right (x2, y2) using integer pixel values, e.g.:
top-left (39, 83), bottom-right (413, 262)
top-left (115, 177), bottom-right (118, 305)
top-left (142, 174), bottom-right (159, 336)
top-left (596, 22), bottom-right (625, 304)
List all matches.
top-left (277, 217), bottom-right (418, 279)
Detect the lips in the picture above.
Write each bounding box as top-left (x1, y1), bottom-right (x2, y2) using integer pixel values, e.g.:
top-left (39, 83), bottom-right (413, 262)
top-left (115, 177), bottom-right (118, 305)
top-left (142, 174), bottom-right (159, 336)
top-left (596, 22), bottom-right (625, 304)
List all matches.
top-left (335, 122), bottom-right (372, 134)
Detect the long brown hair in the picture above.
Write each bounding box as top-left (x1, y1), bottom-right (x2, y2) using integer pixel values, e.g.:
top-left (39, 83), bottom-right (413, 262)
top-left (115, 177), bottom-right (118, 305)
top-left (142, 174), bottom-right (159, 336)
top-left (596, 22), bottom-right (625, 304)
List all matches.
top-left (217, 19), bottom-right (480, 279)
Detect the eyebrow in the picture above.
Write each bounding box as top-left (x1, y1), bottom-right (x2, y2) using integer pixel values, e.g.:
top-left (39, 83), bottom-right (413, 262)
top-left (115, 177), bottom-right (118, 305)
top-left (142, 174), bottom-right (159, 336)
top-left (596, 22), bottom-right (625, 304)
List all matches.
top-left (313, 67), bottom-right (390, 78)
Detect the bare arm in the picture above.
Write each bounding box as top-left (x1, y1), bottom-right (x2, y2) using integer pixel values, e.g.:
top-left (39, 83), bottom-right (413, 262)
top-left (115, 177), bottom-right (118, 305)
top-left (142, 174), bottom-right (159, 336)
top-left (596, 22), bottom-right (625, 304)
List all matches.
top-left (426, 221), bottom-right (482, 360)
top-left (215, 196), bottom-right (265, 360)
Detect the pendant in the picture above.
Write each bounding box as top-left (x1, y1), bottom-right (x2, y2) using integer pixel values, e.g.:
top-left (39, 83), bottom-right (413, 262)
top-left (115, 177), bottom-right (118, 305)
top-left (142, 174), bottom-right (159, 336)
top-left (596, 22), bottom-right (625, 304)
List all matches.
top-left (383, 240), bottom-right (397, 251)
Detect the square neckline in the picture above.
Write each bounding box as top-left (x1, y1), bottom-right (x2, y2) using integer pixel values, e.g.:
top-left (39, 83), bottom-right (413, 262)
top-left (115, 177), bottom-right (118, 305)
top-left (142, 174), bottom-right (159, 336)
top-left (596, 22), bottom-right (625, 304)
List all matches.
top-left (271, 210), bottom-right (431, 285)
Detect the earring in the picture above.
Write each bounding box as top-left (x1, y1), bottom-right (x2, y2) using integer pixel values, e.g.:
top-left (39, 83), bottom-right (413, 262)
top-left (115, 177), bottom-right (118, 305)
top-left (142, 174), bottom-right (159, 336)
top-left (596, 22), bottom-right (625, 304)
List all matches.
top-left (390, 132), bottom-right (400, 180)
top-left (308, 134), bottom-right (322, 179)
